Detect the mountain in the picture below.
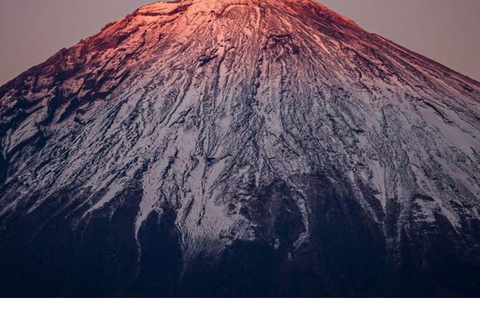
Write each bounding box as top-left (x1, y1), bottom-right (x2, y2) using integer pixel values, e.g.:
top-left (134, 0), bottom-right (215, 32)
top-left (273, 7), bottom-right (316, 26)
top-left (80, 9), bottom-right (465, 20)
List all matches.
top-left (1, 0), bottom-right (480, 297)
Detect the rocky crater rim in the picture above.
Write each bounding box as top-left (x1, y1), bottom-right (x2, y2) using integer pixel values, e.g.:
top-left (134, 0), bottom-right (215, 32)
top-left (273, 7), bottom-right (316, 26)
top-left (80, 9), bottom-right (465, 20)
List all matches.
top-left (131, 0), bottom-right (359, 26)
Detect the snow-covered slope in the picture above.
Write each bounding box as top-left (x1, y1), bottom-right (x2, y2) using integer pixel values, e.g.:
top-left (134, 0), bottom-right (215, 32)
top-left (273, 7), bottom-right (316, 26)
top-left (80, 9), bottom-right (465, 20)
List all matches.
top-left (1, 0), bottom-right (480, 297)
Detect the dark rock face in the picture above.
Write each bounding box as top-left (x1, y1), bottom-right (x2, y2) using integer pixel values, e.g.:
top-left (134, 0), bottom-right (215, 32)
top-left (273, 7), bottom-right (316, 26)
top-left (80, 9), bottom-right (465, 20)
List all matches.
top-left (1, 0), bottom-right (480, 297)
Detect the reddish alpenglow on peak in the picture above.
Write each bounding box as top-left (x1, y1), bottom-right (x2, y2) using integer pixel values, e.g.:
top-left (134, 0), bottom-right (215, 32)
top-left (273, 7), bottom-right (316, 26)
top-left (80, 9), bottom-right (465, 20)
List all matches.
top-left (0, 0), bottom-right (480, 298)
top-left (134, 0), bottom-right (359, 27)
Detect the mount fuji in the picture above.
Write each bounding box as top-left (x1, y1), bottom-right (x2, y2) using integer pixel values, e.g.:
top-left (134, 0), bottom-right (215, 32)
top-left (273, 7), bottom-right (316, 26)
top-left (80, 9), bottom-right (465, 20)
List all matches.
top-left (1, 0), bottom-right (480, 297)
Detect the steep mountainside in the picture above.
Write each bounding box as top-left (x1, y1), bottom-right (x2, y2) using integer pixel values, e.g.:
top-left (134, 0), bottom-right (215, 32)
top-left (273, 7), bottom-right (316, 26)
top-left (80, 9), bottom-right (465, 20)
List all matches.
top-left (1, 0), bottom-right (480, 297)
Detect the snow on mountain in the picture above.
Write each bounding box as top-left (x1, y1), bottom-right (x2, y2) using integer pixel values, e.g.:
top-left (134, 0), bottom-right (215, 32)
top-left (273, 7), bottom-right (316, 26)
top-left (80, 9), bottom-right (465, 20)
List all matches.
top-left (1, 0), bottom-right (480, 297)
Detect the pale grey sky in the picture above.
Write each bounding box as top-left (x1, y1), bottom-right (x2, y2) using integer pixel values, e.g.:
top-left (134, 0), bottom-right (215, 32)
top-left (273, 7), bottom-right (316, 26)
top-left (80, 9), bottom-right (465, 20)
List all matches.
top-left (0, 0), bottom-right (479, 85)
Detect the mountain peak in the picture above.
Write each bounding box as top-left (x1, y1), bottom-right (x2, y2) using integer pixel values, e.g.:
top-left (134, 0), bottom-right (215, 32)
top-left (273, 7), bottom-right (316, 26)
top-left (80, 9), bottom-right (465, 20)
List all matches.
top-left (132, 0), bottom-right (359, 26)
top-left (1, 0), bottom-right (480, 297)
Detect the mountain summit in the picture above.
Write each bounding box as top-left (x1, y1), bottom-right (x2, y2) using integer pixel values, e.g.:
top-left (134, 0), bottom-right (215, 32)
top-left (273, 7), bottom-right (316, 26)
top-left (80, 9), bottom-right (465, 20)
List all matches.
top-left (1, 0), bottom-right (480, 297)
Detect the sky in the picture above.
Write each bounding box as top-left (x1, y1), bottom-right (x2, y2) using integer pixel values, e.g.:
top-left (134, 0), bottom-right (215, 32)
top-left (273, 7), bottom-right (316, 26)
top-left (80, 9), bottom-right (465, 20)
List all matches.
top-left (0, 0), bottom-right (479, 85)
